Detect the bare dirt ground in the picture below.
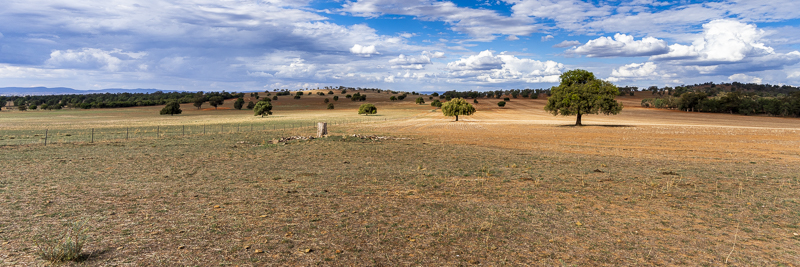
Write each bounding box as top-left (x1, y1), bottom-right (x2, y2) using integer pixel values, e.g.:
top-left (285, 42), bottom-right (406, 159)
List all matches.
top-left (1, 92), bottom-right (799, 266)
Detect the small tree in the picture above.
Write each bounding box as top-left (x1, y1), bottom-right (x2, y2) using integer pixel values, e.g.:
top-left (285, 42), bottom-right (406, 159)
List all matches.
top-left (503, 97), bottom-right (510, 101)
top-left (431, 99), bottom-right (442, 108)
top-left (234, 98), bottom-right (245, 110)
top-left (324, 98), bottom-right (330, 103)
top-left (333, 96), bottom-right (339, 101)
top-left (272, 96), bottom-right (278, 101)
top-left (328, 90), bottom-right (334, 95)
top-left (253, 100), bottom-right (273, 117)
top-left (390, 96), bottom-right (397, 101)
top-left (327, 103), bottom-right (334, 109)
top-left (246, 101), bottom-right (255, 109)
top-left (160, 101), bottom-right (182, 116)
top-left (208, 96), bottom-right (224, 109)
top-left (358, 103), bottom-right (377, 115)
top-left (441, 98), bottom-right (476, 121)
top-left (193, 96), bottom-right (205, 109)
top-left (18, 105), bottom-right (27, 111)
top-left (473, 99), bottom-right (478, 104)
top-left (415, 97), bottom-right (425, 105)
top-left (544, 69), bottom-right (623, 126)
top-left (497, 101), bottom-right (506, 107)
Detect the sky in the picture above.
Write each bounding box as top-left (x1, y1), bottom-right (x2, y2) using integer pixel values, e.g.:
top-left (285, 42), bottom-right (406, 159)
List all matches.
top-left (1, 0), bottom-right (800, 92)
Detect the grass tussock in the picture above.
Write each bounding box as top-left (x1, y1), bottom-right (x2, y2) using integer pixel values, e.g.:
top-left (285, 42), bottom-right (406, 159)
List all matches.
top-left (34, 221), bottom-right (90, 263)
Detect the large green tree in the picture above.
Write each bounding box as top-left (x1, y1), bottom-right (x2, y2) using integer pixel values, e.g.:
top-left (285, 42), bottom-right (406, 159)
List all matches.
top-left (193, 95), bottom-right (205, 109)
top-left (234, 98), bottom-right (245, 110)
top-left (253, 100), bottom-right (273, 117)
top-left (544, 69), bottom-right (623, 126)
top-left (160, 101), bottom-right (182, 116)
top-left (441, 98), bottom-right (476, 121)
top-left (208, 96), bottom-right (224, 109)
top-left (358, 103), bottom-right (377, 115)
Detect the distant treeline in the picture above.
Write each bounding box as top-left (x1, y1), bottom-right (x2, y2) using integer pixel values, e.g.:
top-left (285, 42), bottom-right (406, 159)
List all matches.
top-left (0, 91), bottom-right (241, 110)
top-left (638, 82), bottom-right (800, 117)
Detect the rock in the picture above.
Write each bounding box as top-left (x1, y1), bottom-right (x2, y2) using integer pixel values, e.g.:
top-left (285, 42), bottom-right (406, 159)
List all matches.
top-left (178, 245), bottom-right (185, 249)
top-left (255, 249), bottom-right (264, 253)
top-left (244, 245), bottom-right (251, 249)
top-left (213, 205), bottom-right (220, 208)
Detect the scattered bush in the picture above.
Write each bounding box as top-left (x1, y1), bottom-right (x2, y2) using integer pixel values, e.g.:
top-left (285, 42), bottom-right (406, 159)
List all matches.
top-left (473, 99), bottom-right (478, 104)
top-left (327, 103), bottom-right (335, 109)
top-left (333, 96), bottom-right (339, 101)
top-left (503, 97), bottom-right (510, 101)
top-left (358, 103), bottom-right (377, 115)
top-left (390, 96), bottom-right (397, 101)
top-left (415, 97), bottom-right (425, 104)
top-left (34, 221), bottom-right (89, 263)
top-left (160, 101), bottom-right (182, 116)
top-left (208, 96), bottom-right (224, 109)
top-left (234, 98), bottom-right (245, 110)
top-left (431, 99), bottom-right (442, 108)
top-left (324, 98), bottom-right (330, 103)
top-left (246, 101), bottom-right (255, 109)
top-left (497, 101), bottom-right (506, 107)
top-left (272, 96), bottom-right (278, 101)
top-left (294, 95), bottom-right (301, 99)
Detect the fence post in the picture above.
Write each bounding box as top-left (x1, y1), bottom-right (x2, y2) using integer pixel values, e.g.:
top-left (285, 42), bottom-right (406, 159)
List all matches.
top-left (157, 126), bottom-right (159, 138)
top-left (126, 128), bottom-right (129, 140)
top-left (203, 125), bottom-right (206, 135)
top-left (44, 129), bottom-right (48, 146)
top-left (91, 128), bottom-right (94, 143)
top-left (183, 125), bottom-right (185, 136)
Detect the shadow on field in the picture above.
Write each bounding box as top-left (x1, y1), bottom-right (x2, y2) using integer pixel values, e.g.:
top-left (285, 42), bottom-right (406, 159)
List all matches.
top-left (558, 124), bottom-right (635, 128)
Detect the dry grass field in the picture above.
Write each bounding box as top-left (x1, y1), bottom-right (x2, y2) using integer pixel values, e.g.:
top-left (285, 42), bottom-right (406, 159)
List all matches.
top-left (1, 90), bottom-right (799, 266)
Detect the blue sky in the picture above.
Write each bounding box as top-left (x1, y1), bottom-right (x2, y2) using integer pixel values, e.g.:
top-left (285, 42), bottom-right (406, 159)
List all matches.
top-left (1, 0), bottom-right (800, 92)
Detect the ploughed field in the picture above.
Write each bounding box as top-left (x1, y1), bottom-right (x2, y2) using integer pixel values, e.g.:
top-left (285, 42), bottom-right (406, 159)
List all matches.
top-left (1, 90), bottom-right (799, 266)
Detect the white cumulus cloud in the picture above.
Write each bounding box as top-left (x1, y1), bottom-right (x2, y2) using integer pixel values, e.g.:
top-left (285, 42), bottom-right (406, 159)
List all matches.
top-left (506, 35), bottom-right (520, 41)
top-left (45, 48), bottom-right (147, 72)
top-left (422, 51), bottom-right (446, 58)
top-left (390, 54), bottom-right (432, 69)
top-left (728, 73), bottom-right (762, 84)
top-left (553, 40), bottom-right (581, 48)
top-left (541, 35), bottom-right (554, 41)
top-left (572, 33), bottom-right (669, 57)
top-left (445, 50), bottom-right (564, 84)
top-left (607, 62), bottom-right (658, 82)
top-left (350, 44), bottom-right (379, 56)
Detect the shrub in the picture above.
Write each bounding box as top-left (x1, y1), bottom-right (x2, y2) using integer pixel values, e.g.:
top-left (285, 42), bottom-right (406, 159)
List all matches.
top-left (358, 103), bottom-right (377, 115)
top-left (333, 96), bottom-right (339, 101)
top-left (246, 101), bottom-right (255, 109)
top-left (390, 96), bottom-right (397, 101)
top-left (208, 96), bottom-right (224, 109)
top-left (296, 92), bottom-right (304, 96)
top-left (503, 97), bottom-right (510, 101)
top-left (415, 97), bottom-right (425, 104)
top-left (254, 100), bottom-right (273, 117)
top-left (473, 99), bottom-right (478, 104)
top-left (327, 103), bottom-right (334, 109)
top-left (497, 101), bottom-right (506, 107)
top-left (324, 98), bottom-right (330, 103)
top-left (160, 101), bottom-right (182, 116)
top-left (34, 221), bottom-right (89, 263)
top-left (272, 96), bottom-right (278, 100)
top-left (328, 90), bottom-right (334, 95)
top-left (431, 99), bottom-right (443, 108)
top-left (234, 98), bottom-right (244, 110)
top-left (397, 95), bottom-right (406, 100)
top-left (530, 93), bottom-right (538, 99)
top-left (294, 95), bottom-right (301, 99)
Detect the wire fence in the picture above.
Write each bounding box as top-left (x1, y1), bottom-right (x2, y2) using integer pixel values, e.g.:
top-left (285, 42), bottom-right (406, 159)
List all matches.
top-left (0, 116), bottom-right (407, 146)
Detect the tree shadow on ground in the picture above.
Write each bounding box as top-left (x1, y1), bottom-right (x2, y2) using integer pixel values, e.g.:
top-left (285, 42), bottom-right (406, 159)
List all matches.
top-left (557, 124), bottom-right (635, 128)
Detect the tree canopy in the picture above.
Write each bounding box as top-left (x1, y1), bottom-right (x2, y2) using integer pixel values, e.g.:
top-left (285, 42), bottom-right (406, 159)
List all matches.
top-left (544, 69), bottom-right (623, 126)
top-left (160, 101), bottom-right (182, 116)
top-left (441, 98), bottom-right (475, 121)
top-left (234, 98), bottom-right (244, 110)
top-left (253, 100), bottom-right (273, 117)
top-left (358, 103), bottom-right (377, 115)
top-left (208, 96), bottom-right (224, 109)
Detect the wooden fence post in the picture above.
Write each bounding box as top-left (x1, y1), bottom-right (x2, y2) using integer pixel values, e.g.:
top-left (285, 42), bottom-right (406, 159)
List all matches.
top-left (91, 128), bottom-right (94, 143)
top-left (44, 129), bottom-right (48, 146)
top-left (317, 122), bottom-right (327, 137)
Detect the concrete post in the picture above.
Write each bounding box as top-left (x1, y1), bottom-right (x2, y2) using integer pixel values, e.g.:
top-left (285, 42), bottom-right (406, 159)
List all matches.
top-left (317, 122), bottom-right (327, 137)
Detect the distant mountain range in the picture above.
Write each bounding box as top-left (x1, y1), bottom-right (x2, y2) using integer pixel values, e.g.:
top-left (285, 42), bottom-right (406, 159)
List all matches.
top-left (0, 87), bottom-right (194, 96)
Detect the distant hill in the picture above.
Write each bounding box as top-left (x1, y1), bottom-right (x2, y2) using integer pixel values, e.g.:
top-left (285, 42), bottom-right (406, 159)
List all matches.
top-left (0, 87), bottom-right (192, 96)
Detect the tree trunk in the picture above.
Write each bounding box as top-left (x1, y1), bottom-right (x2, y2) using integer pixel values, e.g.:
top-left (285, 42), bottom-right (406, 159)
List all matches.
top-left (575, 113), bottom-right (582, 126)
top-left (455, 115), bottom-right (459, 121)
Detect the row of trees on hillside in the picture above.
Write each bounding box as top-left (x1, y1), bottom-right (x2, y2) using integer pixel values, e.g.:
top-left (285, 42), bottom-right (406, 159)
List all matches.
top-left (1, 91), bottom-right (242, 110)
top-left (641, 91), bottom-right (800, 116)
